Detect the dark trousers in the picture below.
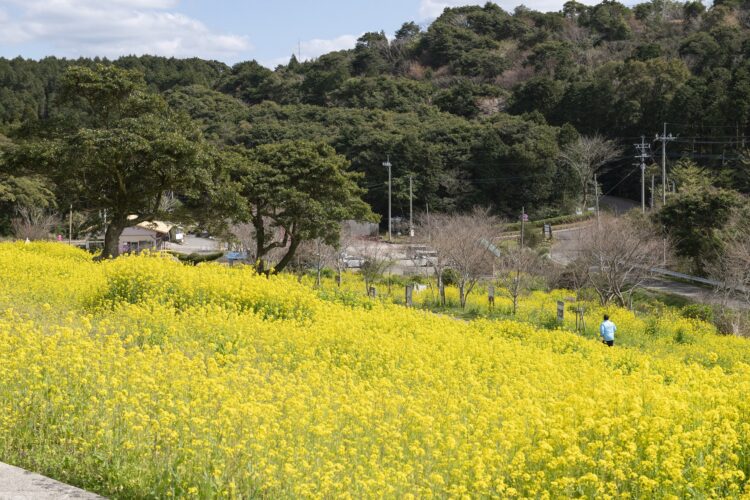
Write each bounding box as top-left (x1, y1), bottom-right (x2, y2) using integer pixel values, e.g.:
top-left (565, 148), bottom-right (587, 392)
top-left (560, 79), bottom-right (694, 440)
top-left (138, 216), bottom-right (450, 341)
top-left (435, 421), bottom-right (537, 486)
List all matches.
top-left (603, 340), bottom-right (614, 347)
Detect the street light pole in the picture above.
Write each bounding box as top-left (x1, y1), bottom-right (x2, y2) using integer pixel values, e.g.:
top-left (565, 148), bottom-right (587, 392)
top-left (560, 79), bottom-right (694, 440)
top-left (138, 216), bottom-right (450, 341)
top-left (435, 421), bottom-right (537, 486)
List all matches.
top-left (382, 156), bottom-right (392, 242)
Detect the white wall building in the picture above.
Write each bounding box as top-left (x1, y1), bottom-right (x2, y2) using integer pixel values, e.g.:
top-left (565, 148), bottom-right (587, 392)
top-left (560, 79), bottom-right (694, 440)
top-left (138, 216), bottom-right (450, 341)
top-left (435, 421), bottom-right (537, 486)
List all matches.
top-left (119, 220), bottom-right (177, 253)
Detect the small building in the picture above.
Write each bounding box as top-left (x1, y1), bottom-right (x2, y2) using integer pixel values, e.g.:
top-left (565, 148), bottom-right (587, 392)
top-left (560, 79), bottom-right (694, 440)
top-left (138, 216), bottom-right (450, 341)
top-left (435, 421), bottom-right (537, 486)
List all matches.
top-left (119, 220), bottom-right (181, 253)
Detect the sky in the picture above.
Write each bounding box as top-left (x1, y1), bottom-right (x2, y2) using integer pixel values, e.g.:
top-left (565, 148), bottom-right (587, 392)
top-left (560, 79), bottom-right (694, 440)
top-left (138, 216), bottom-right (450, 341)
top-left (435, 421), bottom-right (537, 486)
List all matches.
top-left (0, 0), bottom-right (600, 68)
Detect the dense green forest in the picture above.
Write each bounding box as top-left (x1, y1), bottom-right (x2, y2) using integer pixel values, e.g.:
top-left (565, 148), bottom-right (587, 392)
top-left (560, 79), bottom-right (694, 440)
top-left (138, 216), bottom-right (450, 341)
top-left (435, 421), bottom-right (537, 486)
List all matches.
top-left (3, 0), bottom-right (750, 223)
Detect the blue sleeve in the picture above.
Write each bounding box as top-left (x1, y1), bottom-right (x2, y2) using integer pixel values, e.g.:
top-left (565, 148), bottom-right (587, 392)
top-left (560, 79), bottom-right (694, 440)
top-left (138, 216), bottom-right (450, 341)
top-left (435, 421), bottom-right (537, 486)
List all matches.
top-left (599, 323), bottom-right (604, 336)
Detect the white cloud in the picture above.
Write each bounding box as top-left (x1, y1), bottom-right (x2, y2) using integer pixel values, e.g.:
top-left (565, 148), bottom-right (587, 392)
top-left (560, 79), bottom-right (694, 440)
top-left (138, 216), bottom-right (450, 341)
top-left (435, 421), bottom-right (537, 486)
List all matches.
top-left (0, 6), bottom-right (27, 43)
top-left (260, 33), bottom-right (361, 68)
top-left (419, 0), bottom-right (599, 19)
top-left (0, 0), bottom-right (251, 60)
top-left (419, 0), bottom-right (476, 19)
top-left (300, 34), bottom-right (360, 61)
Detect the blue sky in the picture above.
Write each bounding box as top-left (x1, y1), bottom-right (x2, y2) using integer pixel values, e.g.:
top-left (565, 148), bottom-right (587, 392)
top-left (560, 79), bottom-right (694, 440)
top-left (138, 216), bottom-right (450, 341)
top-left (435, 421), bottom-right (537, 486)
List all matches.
top-left (0, 0), bottom-right (599, 68)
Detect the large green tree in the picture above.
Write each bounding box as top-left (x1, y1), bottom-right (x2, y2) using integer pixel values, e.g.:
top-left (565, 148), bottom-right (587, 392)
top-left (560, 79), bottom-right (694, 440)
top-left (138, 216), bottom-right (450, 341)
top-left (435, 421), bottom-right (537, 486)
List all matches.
top-left (11, 65), bottom-right (211, 258)
top-left (229, 140), bottom-right (375, 273)
top-left (658, 187), bottom-right (744, 273)
top-left (0, 134), bottom-right (56, 233)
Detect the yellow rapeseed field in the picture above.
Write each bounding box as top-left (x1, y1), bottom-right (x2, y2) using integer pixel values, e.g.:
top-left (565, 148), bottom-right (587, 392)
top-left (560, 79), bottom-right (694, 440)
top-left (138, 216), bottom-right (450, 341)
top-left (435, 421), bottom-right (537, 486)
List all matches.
top-left (1, 242), bottom-right (749, 498)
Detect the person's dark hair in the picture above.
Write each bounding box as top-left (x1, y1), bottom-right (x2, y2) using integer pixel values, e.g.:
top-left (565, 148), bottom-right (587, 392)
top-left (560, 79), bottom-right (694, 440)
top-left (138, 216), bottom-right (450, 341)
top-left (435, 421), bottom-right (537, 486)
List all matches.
top-left (603, 314), bottom-right (609, 321)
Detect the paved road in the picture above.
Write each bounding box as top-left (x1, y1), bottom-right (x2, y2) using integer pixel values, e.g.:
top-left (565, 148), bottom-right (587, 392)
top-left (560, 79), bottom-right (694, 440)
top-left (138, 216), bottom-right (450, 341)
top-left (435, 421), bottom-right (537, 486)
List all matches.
top-left (548, 226), bottom-right (582, 266)
top-left (0, 462), bottom-right (102, 499)
top-left (599, 195), bottom-right (639, 214)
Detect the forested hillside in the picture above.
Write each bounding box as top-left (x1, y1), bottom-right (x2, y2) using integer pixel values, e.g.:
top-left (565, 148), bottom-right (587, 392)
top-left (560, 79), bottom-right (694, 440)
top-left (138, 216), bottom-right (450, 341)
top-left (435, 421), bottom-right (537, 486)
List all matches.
top-left (3, 0), bottom-right (750, 219)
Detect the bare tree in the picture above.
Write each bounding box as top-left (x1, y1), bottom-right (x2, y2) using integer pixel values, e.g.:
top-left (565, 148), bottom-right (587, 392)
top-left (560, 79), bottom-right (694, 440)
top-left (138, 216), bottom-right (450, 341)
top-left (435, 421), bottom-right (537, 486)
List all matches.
top-left (358, 239), bottom-right (394, 296)
top-left (229, 222), bottom-right (255, 253)
top-left (157, 191), bottom-right (181, 214)
top-left (560, 135), bottom-right (622, 211)
top-left (497, 246), bottom-right (542, 315)
top-left (296, 238), bottom-right (338, 287)
top-left (332, 226), bottom-right (355, 287)
top-left (417, 212), bottom-right (452, 306)
top-left (708, 208), bottom-right (750, 334)
top-left (11, 206), bottom-right (58, 241)
top-left (430, 208), bottom-right (501, 308)
top-left (578, 214), bottom-right (666, 307)
top-left (712, 209), bottom-right (750, 299)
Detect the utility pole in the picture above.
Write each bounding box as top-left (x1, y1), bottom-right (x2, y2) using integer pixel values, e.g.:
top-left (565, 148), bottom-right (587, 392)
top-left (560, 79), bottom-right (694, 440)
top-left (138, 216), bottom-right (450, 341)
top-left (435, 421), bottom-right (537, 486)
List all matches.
top-left (520, 206), bottom-right (525, 248)
top-left (409, 175), bottom-right (414, 237)
top-left (634, 136), bottom-right (651, 213)
top-left (641, 165), bottom-right (646, 213)
top-left (650, 174), bottom-right (655, 210)
top-left (68, 204), bottom-right (73, 245)
top-left (655, 123), bottom-right (675, 206)
top-left (382, 156), bottom-right (392, 242)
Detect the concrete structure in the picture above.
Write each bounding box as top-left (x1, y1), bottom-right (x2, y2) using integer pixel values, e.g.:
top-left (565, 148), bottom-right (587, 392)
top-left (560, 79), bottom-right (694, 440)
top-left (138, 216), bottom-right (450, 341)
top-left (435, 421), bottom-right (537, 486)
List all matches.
top-left (0, 462), bottom-right (102, 499)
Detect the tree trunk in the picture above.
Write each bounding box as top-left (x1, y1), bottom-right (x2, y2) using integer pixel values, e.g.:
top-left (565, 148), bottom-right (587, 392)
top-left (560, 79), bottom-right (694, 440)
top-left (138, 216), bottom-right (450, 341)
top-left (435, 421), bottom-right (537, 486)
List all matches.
top-left (438, 274), bottom-right (446, 306)
top-left (459, 283), bottom-right (466, 309)
top-left (101, 216), bottom-right (127, 259)
top-left (274, 238), bottom-right (301, 273)
top-left (614, 290), bottom-right (627, 308)
top-left (253, 216), bottom-right (266, 274)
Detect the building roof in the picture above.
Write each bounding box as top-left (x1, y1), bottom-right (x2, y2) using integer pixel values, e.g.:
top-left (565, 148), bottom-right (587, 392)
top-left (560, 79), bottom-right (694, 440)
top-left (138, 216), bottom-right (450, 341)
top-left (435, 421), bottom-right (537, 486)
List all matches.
top-left (125, 217), bottom-right (173, 235)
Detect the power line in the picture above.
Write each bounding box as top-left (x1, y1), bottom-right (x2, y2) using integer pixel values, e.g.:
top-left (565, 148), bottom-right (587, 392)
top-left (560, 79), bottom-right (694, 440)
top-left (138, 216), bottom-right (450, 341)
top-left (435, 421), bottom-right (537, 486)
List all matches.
top-left (665, 122), bottom-right (748, 130)
top-left (602, 163), bottom-right (641, 197)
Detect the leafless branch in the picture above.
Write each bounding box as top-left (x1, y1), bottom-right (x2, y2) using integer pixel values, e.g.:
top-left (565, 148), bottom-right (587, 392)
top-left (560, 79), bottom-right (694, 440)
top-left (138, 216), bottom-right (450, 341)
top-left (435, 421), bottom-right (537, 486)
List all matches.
top-left (11, 206), bottom-right (58, 241)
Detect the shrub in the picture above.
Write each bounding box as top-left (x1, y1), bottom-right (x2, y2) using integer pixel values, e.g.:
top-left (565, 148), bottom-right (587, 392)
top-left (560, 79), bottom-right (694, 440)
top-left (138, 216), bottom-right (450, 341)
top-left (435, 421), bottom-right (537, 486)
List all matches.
top-left (681, 304), bottom-right (714, 323)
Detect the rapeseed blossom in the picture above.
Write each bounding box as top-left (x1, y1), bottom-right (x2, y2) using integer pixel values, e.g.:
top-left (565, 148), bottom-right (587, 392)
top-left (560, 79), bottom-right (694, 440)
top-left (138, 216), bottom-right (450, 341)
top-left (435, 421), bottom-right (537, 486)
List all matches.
top-left (0, 242), bottom-right (748, 497)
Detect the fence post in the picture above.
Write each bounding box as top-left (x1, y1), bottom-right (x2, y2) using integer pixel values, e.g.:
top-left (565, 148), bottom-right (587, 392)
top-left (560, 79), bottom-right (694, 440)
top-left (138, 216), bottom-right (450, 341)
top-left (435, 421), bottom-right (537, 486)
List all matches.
top-left (405, 284), bottom-right (413, 307)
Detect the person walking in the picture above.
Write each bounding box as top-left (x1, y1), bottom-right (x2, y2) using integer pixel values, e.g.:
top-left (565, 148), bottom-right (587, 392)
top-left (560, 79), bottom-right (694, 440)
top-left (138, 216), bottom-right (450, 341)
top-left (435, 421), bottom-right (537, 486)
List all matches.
top-left (600, 314), bottom-right (616, 347)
